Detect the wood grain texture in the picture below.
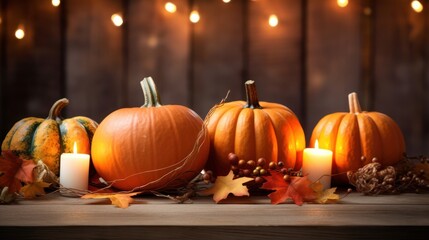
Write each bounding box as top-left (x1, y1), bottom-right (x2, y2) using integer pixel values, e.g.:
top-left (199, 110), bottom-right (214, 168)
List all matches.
top-left (373, 0), bottom-right (427, 155)
top-left (306, 0), bottom-right (361, 138)
top-left (0, 0), bottom-right (428, 156)
top-left (191, 0), bottom-right (244, 116)
top-left (0, 193), bottom-right (428, 240)
top-left (127, 0), bottom-right (190, 107)
top-left (66, 0), bottom-right (124, 122)
top-left (248, 0), bottom-right (303, 119)
top-left (2, 0), bottom-right (62, 131)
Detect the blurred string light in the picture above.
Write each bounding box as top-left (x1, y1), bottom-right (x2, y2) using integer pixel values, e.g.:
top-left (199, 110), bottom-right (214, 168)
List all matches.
top-left (15, 25), bottom-right (25, 39)
top-left (165, 2), bottom-right (177, 13)
top-left (223, 0), bottom-right (232, 3)
top-left (411, 0), bottom-right (423, 13)
top-left (337, 0), bottom-right (348, 8)
top-left (52, 0), bottom-right (60, 7)
top-left (268, 14), bottom-right (278, 27)
top-left (111, 13), bottom-right (123, 27)
top-left (189, 10), bottom-right (200, 23)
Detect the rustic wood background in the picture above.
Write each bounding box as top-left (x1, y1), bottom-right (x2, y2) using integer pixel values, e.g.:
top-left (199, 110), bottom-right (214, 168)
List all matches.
top-left (0, 0), bottom-right (428, 156)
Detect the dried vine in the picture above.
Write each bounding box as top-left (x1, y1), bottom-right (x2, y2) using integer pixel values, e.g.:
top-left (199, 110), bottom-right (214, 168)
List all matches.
top-left (347, 155), bottom-right (429, 195)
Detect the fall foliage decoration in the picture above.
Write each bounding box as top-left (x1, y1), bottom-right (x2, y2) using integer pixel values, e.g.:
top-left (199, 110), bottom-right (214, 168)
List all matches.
top-left (311, 181), bottom-right (340, 204)
top-left (1, 98), bottom-right (98, 175)
top-left (205, 80), bottom-right (305, 177)
top-left (0, 150), bottom-right (36, 193)
top-left (91, 77), bottom-right (210, 191)
top-left (198, 170), bottom-right (253, 203)
top-left (81, 192), bottom-right (141, 209)
top-left (200, 152), bottom-right (339, 205)
top-left (310, 92), bottom-right (405, 184)
top-left (261, 170), bottom-right (317, 205)
top-left (0, 151), bottom-right (52, 202)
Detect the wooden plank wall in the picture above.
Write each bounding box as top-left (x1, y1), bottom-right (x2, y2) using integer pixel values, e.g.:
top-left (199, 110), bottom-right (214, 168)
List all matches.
top-left (0, 0), bottom-right (428, 156)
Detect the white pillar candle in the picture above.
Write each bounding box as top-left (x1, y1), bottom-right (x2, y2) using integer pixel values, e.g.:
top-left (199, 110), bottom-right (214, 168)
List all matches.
top-left (302, 140), bottom-right (333, 190)
top-left (59, 142), bottom-right (90, 197)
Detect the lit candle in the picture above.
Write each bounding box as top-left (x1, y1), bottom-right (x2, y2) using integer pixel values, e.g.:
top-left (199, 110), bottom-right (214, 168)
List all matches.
top-left (302, 140), bottom-right (333, 190)
top-left (59, 142), bottom-right (90, 196)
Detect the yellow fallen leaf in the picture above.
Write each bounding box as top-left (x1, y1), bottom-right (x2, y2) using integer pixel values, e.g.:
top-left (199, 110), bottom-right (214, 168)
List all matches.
top-left (81, 192), bottom-right (141, 208)
top-left (310, 181), bottom-right (339, 204)
top-left (198, 170), bottom-right (253, 203)
top-left (20, 181), bottom-right (51, 199)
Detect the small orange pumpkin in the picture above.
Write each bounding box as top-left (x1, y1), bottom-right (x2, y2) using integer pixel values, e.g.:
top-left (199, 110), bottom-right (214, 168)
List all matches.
top-left (91, 77), bottom-right (210, 191)
top-left (206, 80), bottom-right (305, 176)
top-left (310, 92), bottom-right (406, 184)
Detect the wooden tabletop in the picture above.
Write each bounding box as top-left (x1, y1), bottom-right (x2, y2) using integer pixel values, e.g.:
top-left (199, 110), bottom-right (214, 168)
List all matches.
top-left (0, 192), bottom-right (428, 240)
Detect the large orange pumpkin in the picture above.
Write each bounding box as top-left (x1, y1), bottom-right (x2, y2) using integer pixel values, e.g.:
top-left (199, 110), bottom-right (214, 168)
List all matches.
top-left (206, 80), bottom-right (305, 176)
top-left (91, 77), bottom-right (210, 191)
top-left (310, 92), bottom-right (405, 184)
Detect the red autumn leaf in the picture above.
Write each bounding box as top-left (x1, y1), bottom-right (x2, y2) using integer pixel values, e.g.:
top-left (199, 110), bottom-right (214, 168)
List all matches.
top-left (0, 151), bottom-right (36, 193)
top-left (261, 170), bottom-right (317, 205)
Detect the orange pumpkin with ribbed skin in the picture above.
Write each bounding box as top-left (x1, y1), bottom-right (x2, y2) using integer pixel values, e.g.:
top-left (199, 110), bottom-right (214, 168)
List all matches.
top-left (1, 98), bottom-right (98, 175)
top-left (310, 92), bottom-right (405, 184)
top-left (206, 80), bottom-right (305, 176)
top-left (91, 77), bottom-right (210, 191)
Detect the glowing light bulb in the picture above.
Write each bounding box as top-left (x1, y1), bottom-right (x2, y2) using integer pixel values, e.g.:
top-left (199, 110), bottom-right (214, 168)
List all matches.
top-left (337, 0), bottom-right (348, 8)
top-left (268, 14), bottom-right (278, 27)
top-left (111, 13), bottom-right (123, 27)
top-left (223, 0), bottom-right (231, 3)
top-left (52, 0), bottom-right (60, 7)
top-left (165, 2), bottom-right (177, 13)
top-left (15, 26), bottom-right (25, 39)
top-left (411, 0), bottom-right (423, 13)
top-left (189, 10), bottom-right (200, 23)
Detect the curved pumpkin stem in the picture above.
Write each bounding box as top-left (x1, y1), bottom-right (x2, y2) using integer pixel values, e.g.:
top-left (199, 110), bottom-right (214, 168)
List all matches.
top-left (141, 77), bottom-right (162, 107)
top-left (48, 98), bottom-right (69, 120)
top-left (348, 92), bottom-right (362, 113)
top-left (244, 80), bottom-right (262, 109)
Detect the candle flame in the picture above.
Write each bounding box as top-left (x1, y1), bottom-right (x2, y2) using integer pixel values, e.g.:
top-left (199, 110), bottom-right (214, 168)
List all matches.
top-left (315, 140), bottom-right (319, 149)
top-left (73, 142), bottom-right (77, 154)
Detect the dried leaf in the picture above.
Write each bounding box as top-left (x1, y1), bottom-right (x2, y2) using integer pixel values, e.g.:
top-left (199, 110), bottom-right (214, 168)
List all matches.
top-left (198, 170), bottom-right (253, 203)
top-left (310, 181), bottom-right (339, 204)
top-left (0, 151), bottom-right (36, 193)
top-left (0, 187), bottom-right (16, 204)
top-left (20, 181), bottom-right (51, 199)
top-left (261, 170), bottom-right (317, 205)
top-left (81, 192), bottom-right (141, 208)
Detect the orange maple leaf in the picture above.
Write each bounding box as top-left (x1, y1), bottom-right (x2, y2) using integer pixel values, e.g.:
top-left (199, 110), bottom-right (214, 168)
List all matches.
top-left (20, 181), bottom-right (51, 199)
top-left (198, 170), bottom-right (253, 203)
top-left (0, 151), bottom-right (36, 193)
top-left (261, 170), bottom-right (317, 205)
top-left (81, 192), bottom-right (141, 208)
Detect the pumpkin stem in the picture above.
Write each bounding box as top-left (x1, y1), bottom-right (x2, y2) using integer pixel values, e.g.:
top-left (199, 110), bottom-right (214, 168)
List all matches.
top-left (141, 77), bottom-right (162, 107)
top-left (244, 80), bottom-right (262, 109)
top-left (348, 92), bottom-right (362, 113)
top-left (48, 98), bottom-right (69, 120)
